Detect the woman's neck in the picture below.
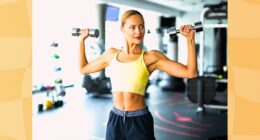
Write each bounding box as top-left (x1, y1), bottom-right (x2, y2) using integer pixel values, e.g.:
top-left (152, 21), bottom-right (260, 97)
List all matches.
top-left (122, 42), bottom-right (142, 55)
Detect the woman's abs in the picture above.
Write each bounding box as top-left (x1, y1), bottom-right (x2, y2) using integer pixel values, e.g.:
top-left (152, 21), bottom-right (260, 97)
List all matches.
top-left (113, 92), bottom-right (146, 111)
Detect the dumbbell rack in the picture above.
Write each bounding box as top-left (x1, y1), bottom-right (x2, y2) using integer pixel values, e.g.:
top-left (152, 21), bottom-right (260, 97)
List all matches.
top-left (32, 84), bottom-right (73, 112)
top-left (32, 42), bottom-right (68, 112)
top-left (50, 42), bottom-right (66, 110)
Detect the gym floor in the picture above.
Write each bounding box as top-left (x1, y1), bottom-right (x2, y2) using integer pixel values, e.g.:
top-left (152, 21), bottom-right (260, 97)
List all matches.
top-left (32, 84), bottom-right (227, 140)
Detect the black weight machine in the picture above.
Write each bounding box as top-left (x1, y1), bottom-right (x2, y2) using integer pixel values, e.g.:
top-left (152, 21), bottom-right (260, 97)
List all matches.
top-left (186, 1), bottom-right (228, 115)
top-left (186, 2), bottom-right (228, 140)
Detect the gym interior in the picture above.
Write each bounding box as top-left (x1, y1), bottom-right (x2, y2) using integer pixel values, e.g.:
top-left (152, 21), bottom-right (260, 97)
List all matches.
top-left (32, 0), bottom-right (228, 140)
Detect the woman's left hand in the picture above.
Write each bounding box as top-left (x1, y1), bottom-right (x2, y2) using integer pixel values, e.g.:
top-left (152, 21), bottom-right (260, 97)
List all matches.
top-left (180, 25), bottom-right (195, 40)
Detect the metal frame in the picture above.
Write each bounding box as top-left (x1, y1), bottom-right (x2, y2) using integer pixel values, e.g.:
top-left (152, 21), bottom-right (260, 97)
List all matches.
top-left (197, 4), bottom-right (228, 115)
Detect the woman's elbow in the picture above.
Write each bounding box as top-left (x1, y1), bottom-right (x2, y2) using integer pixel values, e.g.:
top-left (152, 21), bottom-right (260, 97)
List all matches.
top-left (187, 71), bottom-right (198, 78)
top-left (80, 70), bottom-right (84, 75)
top-left (80, 68), bottom-right (89, 75)
top-left (80, 69), bottom-right (85, 74)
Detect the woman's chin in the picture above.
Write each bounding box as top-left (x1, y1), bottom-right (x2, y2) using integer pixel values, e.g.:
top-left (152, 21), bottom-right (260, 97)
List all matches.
top-left (133, 40), bottom-right (143, 45)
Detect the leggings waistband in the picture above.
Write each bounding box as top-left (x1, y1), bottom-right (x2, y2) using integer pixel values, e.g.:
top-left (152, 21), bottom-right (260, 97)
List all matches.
top-left (112, 107), bottom-right (149, 117)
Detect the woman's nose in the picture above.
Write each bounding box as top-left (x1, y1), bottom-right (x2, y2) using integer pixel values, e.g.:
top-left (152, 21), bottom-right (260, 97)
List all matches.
top-left (135, 27), bottom-right (142, 34)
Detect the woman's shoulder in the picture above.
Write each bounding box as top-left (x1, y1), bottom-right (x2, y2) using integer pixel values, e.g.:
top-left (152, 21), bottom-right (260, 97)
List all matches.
top-left (145, 49), bottom-right (165, 57)
top-left (104, 47), bottom-right (119, 55)
top-left (102, 47), bottom-right (120, 61)
top-left (109, 47), bottom-right (121, 52)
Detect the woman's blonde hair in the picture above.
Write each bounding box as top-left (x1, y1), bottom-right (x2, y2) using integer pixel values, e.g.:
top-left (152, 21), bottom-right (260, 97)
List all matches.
top-left (120, 10), bottom-right (144, 27)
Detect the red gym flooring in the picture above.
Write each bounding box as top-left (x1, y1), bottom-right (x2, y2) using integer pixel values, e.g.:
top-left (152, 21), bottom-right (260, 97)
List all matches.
top-left (33, 84), bottom-right (227, 140)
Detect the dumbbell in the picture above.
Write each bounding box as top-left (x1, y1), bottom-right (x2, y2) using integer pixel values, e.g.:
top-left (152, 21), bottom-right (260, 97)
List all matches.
top-left (38, 104), bottom-right (43, 112)
top-left (50, 42), bottom-right (58, 47)
top-left (72, 28), bottom-right (99, 38)
top-left (167, 21), bottom-right (203, 36)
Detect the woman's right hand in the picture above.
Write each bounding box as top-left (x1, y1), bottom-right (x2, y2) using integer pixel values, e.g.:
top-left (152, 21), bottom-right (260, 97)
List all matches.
top-left (80, 28), bottom-right (90, 41)
top-left (180, 25), bottom-right (195, 41)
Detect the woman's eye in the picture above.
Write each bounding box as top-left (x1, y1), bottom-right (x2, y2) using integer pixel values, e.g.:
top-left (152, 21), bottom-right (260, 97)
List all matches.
top-left (129, 26), bottom-right (134, 30)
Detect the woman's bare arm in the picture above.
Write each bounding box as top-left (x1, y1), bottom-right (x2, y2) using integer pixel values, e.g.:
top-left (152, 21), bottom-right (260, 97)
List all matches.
top-left (79, 29), bottom-right (116, 74)
top-left (153, 25), bottom-right (198, 78)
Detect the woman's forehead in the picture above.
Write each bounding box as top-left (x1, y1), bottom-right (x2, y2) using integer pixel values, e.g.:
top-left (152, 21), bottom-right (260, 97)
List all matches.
top-left (124, 15), bottom-right (144, 25)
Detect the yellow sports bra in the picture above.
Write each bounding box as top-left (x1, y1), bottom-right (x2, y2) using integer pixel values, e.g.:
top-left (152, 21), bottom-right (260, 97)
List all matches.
top-left (106, 49), bottom-right (150, 96)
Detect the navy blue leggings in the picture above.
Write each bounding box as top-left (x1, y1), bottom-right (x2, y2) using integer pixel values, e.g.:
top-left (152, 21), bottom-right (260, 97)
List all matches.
top-left (105, 107), bottom-right (156, 140)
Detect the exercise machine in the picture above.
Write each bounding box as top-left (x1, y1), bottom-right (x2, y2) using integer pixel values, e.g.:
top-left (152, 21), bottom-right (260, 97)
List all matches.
top-left (187, 1), bottom-right (228, 115)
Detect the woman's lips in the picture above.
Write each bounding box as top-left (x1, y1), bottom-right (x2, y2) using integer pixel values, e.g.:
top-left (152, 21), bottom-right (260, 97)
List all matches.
top-left (135, 36), bottom-right (142, 40)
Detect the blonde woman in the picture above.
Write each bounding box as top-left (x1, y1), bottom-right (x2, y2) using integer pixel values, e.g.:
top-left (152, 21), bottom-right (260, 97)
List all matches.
top-left (79, 10), bottom-right (197, 140)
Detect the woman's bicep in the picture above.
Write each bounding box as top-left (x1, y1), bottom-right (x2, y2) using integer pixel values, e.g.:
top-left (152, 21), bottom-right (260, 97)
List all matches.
top-left (152, 51), bottom-right (190, 78)
top-left (81, 48), bottom-right (117, 74)
top-left (81, 49), bottom-right (116, 74)
top-left (157, 59), bottom-right (189, 78)
top-left (80, 56), bottom-right (108, 74)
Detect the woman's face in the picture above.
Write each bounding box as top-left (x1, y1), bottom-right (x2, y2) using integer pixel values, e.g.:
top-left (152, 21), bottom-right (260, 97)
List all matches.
top-left (121, 15), bottom-right (145, 45)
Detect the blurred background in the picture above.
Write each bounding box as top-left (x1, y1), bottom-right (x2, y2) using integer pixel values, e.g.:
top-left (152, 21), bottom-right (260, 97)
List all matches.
top-left (32, 0), bottom-right (227, 140)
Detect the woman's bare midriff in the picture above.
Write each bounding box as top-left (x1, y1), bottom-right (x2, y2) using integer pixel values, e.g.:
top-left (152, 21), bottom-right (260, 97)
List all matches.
top-left (113, 92), bottom-right (146, 111)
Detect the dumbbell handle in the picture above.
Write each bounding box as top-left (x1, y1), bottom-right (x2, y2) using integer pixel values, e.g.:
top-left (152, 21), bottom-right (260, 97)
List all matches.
top-left (72, 28), bottom-right (99, 38)
top-left (169, 26), bottom-right (196, 34)
top-left (167, 21), bottom-right (203, 36)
